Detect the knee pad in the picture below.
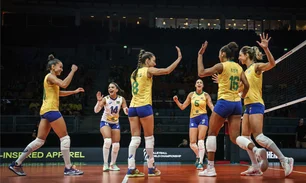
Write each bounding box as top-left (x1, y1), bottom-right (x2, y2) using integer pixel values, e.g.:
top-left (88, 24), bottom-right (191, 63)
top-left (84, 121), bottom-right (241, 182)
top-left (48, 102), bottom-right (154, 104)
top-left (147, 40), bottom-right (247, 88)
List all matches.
top-left (60, 135), bottom-right (70, 150)
top-left (145, 136), bottom-right (154, 148)
top-left (28, 138), bottom-right (45, 151)
top-left (112, 142), bottom-right (120, 152)
top-left (255, 133), bottom-right (273, 148)
top-left (206, 136), bottom-right (216, 152)
top-left (129, 136), bottom-right (141, 148)
top-left (198, 140), bottom-right (205, 150)
top-left (103, 138), bottom-right (112, 149)
top-left (236, 136), bottom-right (251, 150)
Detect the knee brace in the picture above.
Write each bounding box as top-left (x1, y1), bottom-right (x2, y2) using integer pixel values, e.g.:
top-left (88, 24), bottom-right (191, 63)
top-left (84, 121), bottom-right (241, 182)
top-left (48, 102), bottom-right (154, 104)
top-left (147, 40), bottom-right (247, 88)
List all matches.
top-left (145, 136), bottom-right (154, 148)
top-left (103, 138), bottom-right (112, 149)
top-left (198, 140), bottom-right (205, 150)
top-left (60, 135), bottom-right (70, 151)
top-left (255, 133), bottom-right (273, 148)
top-left (129, 136), bottom-right (141, 148)
top-left (28, 138), bottom-right (45, 151)
top-left (206, 136), bottom-right (216, 152)
top-left (236, 136), bottom-right (252, 150)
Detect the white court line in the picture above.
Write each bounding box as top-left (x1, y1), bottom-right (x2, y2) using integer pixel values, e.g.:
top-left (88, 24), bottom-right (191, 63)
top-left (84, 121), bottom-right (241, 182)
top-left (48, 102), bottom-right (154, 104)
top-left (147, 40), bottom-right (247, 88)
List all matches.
top-left (121, 175), bottom-right (129, 183)
top-left (241, 164), bottom-right (306, 175)
top-left (267, 167), bottom-right (306, 175)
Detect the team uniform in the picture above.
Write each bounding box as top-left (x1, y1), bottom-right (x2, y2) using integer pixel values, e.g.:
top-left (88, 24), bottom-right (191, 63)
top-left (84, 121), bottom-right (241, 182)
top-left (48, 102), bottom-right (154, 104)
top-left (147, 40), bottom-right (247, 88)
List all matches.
top-left (127, 67), bottom-right (159, 177)
top-left (99, 95), bottom-right (123, 130)
top-left (243, 64), bottom-right (265, 114)
top-left (9, 73), bottom-right (83, 176)
top-left (214, 61), bottom-right (243, 117)
top-left (128, 67), bottom-right (153, 118)
top-left (189, 91), bottom-right (209, 128)
top-left (40, 73), bottom-right (62, 122)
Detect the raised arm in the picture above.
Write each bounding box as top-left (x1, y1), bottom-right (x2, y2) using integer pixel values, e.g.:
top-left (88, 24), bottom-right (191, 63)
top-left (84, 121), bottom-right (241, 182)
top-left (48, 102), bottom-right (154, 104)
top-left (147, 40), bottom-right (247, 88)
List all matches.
top-left (147, 46), bottom-right (182, 76)
top-left (121, 97), bottom-right (129, 115)
top-left (48, 64), bottom-right (78, 89)
top-left (198, 41), bottom-right (223, 77)
top-left (205, 93), bottom-right (214, 111)
top-left (173, 92), bottom-right (192, 110)
top-left (59, 87), bottom-right (84, 97)
top-left (94, 91), bottom-right (106, 113)
top-left (255, 33), bottom-right (276, 72)
top-left (240, 72), bottom-right (249, 99)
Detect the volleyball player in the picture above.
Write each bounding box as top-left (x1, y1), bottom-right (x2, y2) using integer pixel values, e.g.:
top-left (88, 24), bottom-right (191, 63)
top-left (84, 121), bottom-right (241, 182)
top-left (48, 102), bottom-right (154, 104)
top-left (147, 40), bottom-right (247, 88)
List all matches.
top-left (9, 54), bottom-right (84, 176)
top-left (196, 41), bottom-right (267, 177)
top-left (173, 79), bottom-right (214, 169)
top-left (126, 47), bottom-right (182, 177)
top-left (94, 82), bottom-right (128, 172)
top-left (235, 33), bottom-right (294, 177)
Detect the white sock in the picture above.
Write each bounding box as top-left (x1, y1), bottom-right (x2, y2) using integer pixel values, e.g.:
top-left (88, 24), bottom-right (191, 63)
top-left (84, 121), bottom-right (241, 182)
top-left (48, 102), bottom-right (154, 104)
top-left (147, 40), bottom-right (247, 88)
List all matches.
top-left (243, 136), bottom-right (259, 168)
top-left (103, 138), bottom-right (112, 165)
top-left (198, 140), bottom-right (205, 164)
top-left (128, 136), bottom-right (141, 169)
top-left (16, 138), bottom-right (45, 166)
top-left (110, 143), bottom-right (120, 165)
top-left (60, 136), bottom-right (72, 169)
top-left (267, 143), bottom-right (285, 162)
top-left (145, 136), bottom-right (155, 168)
top-left (208, 160), bottom-right (214, 169)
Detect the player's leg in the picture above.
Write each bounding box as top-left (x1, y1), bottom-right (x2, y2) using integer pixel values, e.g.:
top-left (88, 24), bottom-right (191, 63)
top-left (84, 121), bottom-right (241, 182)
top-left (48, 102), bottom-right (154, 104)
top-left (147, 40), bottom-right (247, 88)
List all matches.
top-left (139, 105), bottom-right (161, 177)
top-left (197, 114), bottom-right (209, 170)
top-left (50, 112), bottom-right (83, 175)
top-left (126, 107), bottom-right (144, 177)
top-left (100, 122), bottom-right (112, 172)
top-left (110, 124), bottom-right (121, 171)
top-left (189, 117), bottom-right (200, 168)
top-left (9, 118), bottom-right (50, 176)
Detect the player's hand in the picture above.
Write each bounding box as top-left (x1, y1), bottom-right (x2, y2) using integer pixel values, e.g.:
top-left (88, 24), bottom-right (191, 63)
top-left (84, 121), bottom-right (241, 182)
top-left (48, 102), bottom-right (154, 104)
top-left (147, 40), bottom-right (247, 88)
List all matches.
top-left (173, 95), bottom-right (178, 102)
top-left (96, 91), bottom-right (103, 101)
top-left (212, 73), bottom-right (219, 83)
top-left (176, 46), bottom-right (182, 59)
top-left (257, 32), bottom-right (271, 49)
top-left (74, 87), bottom-right (85, 94)
top-left (71, 64), bottom-right (78, 72)
top-left (198, 41), bottom-right (208, 55)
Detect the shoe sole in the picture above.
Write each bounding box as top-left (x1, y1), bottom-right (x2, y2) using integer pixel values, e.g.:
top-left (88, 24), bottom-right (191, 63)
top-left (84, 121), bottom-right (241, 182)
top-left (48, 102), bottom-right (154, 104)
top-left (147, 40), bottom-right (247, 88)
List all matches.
top-left (8, 166), bottom-right (26, 176)
top-left (198, 173), bottom-right (217, 177)
top-left (126, 174), bottom-right (145, 178)
top-left (110, 169), bottom-right (120, 171)
top-left (258, 150), bottom-right (269, 172)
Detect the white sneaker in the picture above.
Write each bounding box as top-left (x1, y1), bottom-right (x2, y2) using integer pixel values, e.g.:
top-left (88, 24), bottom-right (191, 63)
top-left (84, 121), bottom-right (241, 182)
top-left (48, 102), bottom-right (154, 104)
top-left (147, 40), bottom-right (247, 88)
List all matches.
top-left (103, 164), bottom-right (109, 172)
top-left (240, 166), bottom-right (263, 176)
top-left (281, 157), bottom-right (294, 177)
top-left (109, 164), bottom-right (120, 171)
top-left (198, 168), bottom-right (217, 177)
top-left (255, 148), bottom-right (268, 172)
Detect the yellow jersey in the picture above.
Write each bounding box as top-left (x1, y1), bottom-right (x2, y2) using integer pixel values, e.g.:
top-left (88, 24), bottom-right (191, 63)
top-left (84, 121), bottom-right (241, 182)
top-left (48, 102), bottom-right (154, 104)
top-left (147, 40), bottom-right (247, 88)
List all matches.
top-left (129, 67), bottom-right (153, 107)
top-left (40, 73), bottom-right (60, 115)
top-left (218, 61), bottom-right (243, 102)
top-left (190, 91), bottom-right (207, 118)
top-left (244, 64), bottom-right (264, 105)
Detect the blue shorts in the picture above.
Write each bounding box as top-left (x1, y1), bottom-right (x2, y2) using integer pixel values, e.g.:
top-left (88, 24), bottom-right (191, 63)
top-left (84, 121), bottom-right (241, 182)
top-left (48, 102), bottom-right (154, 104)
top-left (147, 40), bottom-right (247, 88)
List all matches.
top-left (244, 103), bottom-right (265, 115)
top-left (214, 99), bottom-right (242, 118)
top-left (189, 114), bottom-right (209, 128)
top-left (41, 111), bottom-right (62, 122)
top-left (100, 121), bottom-right (120, 130)
top-left (128, 104), bottom-right (153, 118)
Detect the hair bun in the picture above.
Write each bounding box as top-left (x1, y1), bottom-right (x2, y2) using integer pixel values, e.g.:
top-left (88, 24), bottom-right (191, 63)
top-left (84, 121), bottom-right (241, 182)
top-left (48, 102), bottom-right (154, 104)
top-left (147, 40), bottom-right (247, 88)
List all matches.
top-left (48, 54), bottom-right (55, 61)
top-left (227, 42), bottom-right (239, 52)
